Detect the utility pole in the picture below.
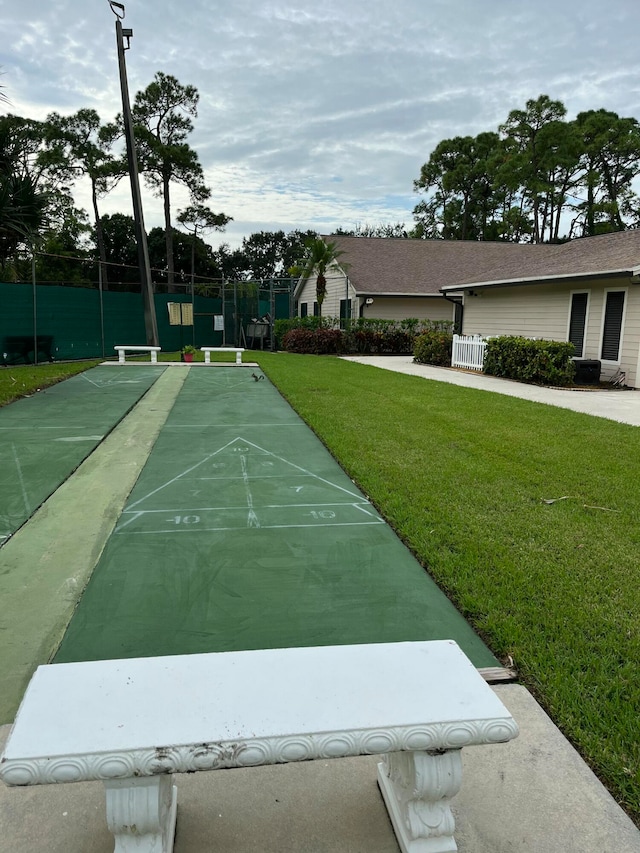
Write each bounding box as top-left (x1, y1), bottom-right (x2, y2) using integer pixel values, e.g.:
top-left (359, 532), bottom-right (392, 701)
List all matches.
top-left (108, 1), bottom-right (159, 346)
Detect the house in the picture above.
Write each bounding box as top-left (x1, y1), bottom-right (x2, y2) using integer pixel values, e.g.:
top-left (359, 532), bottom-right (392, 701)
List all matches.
top-left (441, 229), bottom-right (640, 387)
top-left (295, 231), bottom-right (640, 386)
top-left (294, 235), bottom-right (460, 326)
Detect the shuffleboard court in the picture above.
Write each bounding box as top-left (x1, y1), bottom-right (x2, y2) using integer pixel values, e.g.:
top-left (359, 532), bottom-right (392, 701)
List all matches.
top-left (0, 366), bottom-right (165, 545)
top-left (54, 367), bottom-right (498, 667)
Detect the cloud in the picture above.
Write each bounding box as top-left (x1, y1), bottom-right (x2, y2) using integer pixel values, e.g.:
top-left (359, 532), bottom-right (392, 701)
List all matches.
top-left (3, 0), bottom-right (640, 247)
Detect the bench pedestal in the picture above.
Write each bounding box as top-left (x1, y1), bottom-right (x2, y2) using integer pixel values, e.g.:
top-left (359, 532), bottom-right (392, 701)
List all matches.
top-left (105, 776), bottom-right (177, 853)
top-left (378, 750), bottom-right (462, 853)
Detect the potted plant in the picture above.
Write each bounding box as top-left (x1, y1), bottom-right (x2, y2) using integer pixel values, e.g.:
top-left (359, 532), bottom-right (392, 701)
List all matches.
top-left (182, 344), bottom-right (197, 363)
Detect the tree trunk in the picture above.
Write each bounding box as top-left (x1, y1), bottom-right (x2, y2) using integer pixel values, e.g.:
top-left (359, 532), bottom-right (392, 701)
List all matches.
top-left (91, 179), bottom-right (109, 291)
top-left (600, 161), bottom-right (625, 231)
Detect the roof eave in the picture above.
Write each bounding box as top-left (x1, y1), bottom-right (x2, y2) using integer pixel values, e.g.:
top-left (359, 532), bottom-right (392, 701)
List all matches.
top-left (355, 291), bottom-right (444, 298)
top-left (440, 266), bottom-right (640, 293)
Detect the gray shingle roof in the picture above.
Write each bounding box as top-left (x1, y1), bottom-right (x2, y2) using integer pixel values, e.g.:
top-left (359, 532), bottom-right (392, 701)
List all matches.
top-left (327, 230), bottom-right (640, 295)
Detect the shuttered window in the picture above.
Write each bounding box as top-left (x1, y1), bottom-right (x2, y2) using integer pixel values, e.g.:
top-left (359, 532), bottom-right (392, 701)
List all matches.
top-left (601, 291), bottom-right (625, 361)
top-left (339, 299), bottom-right (352, 328)
top-left (568, 292), bottom-right (588, 357)
top-left (300, 302), bottom-right (308, 318)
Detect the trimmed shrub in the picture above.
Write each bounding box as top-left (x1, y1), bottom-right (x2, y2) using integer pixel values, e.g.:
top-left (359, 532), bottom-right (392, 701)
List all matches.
top-left (281, 327), bottom-right (345, 354)
top-left (274, 316), bottom-right (334, 349)
top-left (280, 317), bottom-right (454, 356)
top-left (413, 330), bottom-right (453, 366)
top-left (483, 336), bottom-right (576, 386)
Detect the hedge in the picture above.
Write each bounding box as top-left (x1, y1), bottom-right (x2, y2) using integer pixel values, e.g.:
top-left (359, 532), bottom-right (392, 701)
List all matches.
top-left (413, 330), bottom-right (453, 366)
top-left (279, 317), bottom-right (453, 355)
top-left (483, 336), bottom-right (576, 386)
top-left (281, 328), bottom-right (345, 354)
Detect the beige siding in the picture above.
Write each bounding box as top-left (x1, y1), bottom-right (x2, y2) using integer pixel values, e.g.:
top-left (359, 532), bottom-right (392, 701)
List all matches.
top-left (296, 270), bottom-right (354, 318)
top-left (297, 271), bottom-right (454, 324)
top-left (462, 283), bottom-right (571, 340)
top-left (360, 297), bottom-right (455, 323)
top-left (462, 276), bottom-right (640, 387)
top-left (620, 286), bottom-right (640, 388)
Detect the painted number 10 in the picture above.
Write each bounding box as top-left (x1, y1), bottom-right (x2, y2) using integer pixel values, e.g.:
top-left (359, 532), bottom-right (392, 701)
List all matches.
top-left (168, 515), bottom-right (201, 525)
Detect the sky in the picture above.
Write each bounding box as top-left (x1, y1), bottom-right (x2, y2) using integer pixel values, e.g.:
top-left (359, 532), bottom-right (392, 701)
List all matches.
top-left (3, 0), bottom-right (640, 250)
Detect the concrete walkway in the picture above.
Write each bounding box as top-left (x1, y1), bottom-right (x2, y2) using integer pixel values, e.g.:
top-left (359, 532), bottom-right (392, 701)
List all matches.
top-left (2, 681), bottom-right (639, 851)
top-left (1, 363), bottom-right (640, 852)
top-left (341, 355), bottom-right (640, 426)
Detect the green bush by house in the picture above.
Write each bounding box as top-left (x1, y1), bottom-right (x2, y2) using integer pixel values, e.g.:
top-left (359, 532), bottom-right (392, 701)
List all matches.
top-left (413, 329), bottom-right (454, 366)
top-left (484, 336), bottom-right (576, 386)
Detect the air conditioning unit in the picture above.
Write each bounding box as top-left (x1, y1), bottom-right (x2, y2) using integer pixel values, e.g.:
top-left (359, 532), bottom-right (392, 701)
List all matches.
top-left (573, 359), bottom-right (601, 384)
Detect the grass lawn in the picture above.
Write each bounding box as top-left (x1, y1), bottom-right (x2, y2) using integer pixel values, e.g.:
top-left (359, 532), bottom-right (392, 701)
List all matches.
top-left (252, 352), bottom-right (640, 823)
top-left (1, 353), bottom-right (639, 822)
top-left (0, 360), bottom-right (102, 406)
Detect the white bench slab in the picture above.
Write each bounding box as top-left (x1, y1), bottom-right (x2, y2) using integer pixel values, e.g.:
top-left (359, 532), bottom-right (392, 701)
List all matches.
top-left (200, 346), bottom-right (245, 365)
top-left (114, 345), bottom-right (161, 364)
top-left (0, 641), bottom-right (518, 853)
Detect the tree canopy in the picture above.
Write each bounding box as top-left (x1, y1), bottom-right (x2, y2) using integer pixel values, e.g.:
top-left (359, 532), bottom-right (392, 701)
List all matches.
top-left (413, 95), bottom-right (640, 242)
top-left (132, 72), bottom-right (209, 289)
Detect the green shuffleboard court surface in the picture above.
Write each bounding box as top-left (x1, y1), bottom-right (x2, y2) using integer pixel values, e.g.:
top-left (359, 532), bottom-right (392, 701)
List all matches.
top-left (0, 365), bottom-right (165, 545)
top-left (55, 367), bottom-right (497, 667)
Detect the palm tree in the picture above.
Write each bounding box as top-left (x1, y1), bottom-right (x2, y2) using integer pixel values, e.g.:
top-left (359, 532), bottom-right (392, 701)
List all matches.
top-left (0, 117), bottom-right (48, 270)
top-left (300, 237), bottom-right (345, 316)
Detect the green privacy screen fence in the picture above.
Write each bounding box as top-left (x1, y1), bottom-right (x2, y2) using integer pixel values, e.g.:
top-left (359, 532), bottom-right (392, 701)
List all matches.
top-left (0, 281), bottom-right (294, 363)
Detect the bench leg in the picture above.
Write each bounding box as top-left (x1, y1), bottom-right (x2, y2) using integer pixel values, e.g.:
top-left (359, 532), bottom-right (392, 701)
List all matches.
top-left (118, 352), bottom-right (125, 364)
top-left (235, 351), bottom-right (242, 364)
top-left (104, 775), bottom-right (177, 853)
top-left (377, 750), bottom-right (462, 853)
top-left (204, 352), bottom-right (211, 364)
top-left (151, 352), bottom-right (158, 363)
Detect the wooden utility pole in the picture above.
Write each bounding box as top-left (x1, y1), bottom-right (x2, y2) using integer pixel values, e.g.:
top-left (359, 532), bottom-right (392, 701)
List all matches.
top-left (110, 2), bottom-right (159, 346)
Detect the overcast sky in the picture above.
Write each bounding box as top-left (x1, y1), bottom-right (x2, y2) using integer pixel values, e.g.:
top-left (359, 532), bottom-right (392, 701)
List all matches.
top-left (3, 0), bottom-right (640, 249)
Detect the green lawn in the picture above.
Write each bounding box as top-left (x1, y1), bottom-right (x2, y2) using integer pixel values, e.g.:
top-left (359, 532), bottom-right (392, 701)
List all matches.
top-left (253, 353), bottom-right (640, 823)
top-left (1, 353), bottom-right (639, 822)
top-left (0, 360), bottom-right (102, 406)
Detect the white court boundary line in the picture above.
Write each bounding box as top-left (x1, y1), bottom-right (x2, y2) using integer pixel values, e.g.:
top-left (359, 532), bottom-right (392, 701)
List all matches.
top-left (125, 436), bottom-right (364, 511)
top-left (118, 521), bottom-right (384, 535)
top-left (122, 502), bottom-right (372, 514)
top-left (11, 444), bottom-right (31, 516)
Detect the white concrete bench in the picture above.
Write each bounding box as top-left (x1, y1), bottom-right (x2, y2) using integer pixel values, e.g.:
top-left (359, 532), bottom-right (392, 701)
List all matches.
top-left (200, 346), bottom-right (245, 365)
top-left (114, 345), bottom-right (161, 364)
top-left (0, 641), bottom-right (517, 853)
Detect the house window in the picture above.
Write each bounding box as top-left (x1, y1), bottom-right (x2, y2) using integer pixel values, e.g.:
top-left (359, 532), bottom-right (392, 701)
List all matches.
top-left (601, 291), bottom-right (625, 361)
top-left (300, 302), bottom-right (308, 318)
top-left (313, 302), bottom-right (319, 317)
top-left (568, 292), bottom-right (588, 357)
top-left (339, 298), bottom-right (352, 328)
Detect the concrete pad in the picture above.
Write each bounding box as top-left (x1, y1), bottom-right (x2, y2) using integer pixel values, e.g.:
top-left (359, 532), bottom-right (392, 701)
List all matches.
top-left (342, 355), bottom-right (640, 426)
top-left (453, 684), bottom-right (640, 852)
top-left (2, 684), bottom-right (638, 852)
